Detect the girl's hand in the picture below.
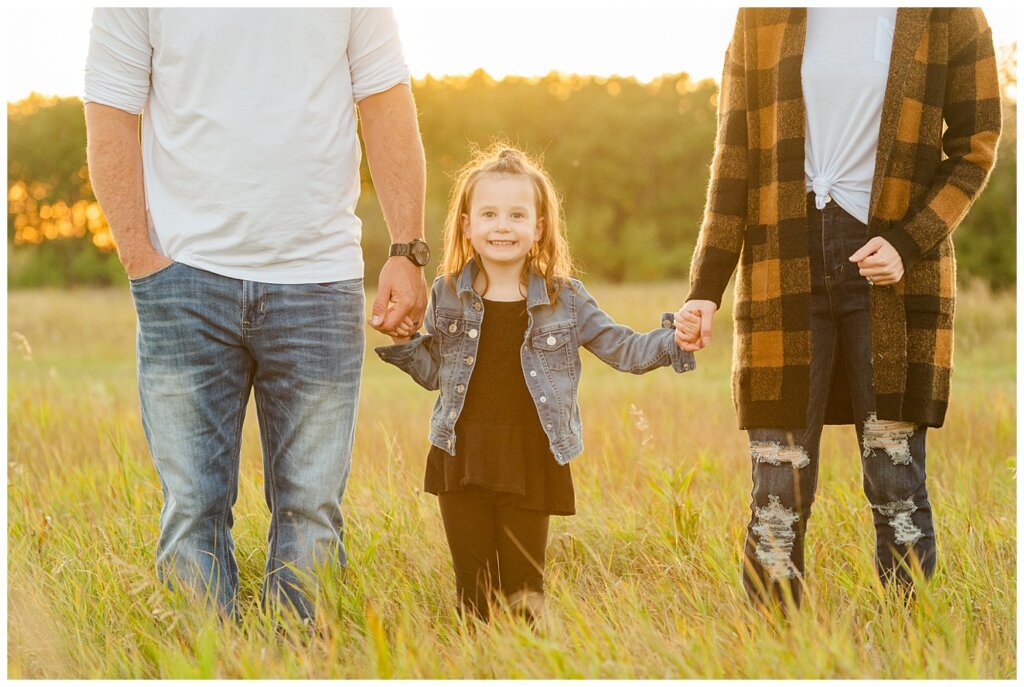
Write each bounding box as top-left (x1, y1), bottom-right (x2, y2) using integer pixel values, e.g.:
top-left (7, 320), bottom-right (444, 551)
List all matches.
top-left (676, 300), bottom-right (717, 351)
top-left (389, 315), bottom-right (418, 343)
top-left (674, 309), bottom-right (702, 349)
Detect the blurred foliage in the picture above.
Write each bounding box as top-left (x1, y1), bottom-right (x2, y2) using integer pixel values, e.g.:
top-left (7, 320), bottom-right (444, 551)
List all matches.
top-left (7, 57), bottom-right (1017, 288)
top-left (8, 95), bottom-right (120, 287)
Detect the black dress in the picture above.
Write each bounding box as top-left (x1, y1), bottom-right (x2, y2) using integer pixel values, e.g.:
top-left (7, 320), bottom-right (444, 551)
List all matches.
top-left (424, 298), bottom-right (575, 515)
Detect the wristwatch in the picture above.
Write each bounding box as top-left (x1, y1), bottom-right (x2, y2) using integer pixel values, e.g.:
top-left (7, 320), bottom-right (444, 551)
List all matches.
top-left (390, 239), bottom-right (430, 267)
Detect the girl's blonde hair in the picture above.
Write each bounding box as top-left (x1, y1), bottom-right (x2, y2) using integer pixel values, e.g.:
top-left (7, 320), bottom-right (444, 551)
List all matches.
top-left (440, 143), bottom-right (575, 303)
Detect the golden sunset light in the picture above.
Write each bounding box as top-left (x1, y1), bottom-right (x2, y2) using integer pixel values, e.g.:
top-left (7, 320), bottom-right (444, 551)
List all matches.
top-left (6, 5), bottom-right (1019, 102)
top-left (6, 5), bottom-right (1019, 679)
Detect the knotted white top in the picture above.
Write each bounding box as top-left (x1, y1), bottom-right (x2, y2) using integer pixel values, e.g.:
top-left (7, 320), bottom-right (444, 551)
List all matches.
top-left (802, 8), bottom-right (897, 222)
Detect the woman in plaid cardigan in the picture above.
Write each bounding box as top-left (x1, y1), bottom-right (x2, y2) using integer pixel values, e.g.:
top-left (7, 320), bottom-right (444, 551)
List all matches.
top-left (678, 8), bottom-right (1000, 610)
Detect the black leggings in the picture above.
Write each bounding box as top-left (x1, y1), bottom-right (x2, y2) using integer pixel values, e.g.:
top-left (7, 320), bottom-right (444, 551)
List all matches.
top-left (437, 489), bottom-right (549, 621)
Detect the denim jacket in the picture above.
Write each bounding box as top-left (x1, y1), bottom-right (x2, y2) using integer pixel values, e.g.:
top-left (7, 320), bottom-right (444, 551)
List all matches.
top-left (375, 262), bottom-right (696, 465)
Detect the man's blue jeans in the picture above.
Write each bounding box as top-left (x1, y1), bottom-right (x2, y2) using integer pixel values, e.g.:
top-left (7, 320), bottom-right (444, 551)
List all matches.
top-left (742, 200), bottom-right (936, 609)
top-left (130, 262), bottom-right (364, 619)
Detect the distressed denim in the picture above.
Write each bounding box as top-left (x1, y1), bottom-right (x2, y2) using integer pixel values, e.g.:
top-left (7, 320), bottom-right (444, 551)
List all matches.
top-left (743, 200), bottom-right (935, 609)
top-left (375, 261), bottom-right (695, 464)
top-left (130, 262), bottom-right (364, 620)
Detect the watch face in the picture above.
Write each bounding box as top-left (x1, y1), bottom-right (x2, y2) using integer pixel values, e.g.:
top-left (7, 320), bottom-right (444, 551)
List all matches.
top-left (411, 241), bottom-right (430, 265)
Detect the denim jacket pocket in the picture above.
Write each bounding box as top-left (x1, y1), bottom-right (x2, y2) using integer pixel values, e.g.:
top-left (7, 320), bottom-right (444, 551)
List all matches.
top-left (532, 325), bottom-right (573, 372)
top-left (435, 311), bottom-right (465, 350)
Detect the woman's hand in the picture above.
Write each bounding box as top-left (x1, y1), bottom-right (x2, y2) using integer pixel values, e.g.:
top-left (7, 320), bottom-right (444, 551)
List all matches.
top-left (849, 237), bottom-right (904, 286)
top-left (675, 300), bottom-right (717, 351)
top-left (674, 309), bottom-right (702, 351)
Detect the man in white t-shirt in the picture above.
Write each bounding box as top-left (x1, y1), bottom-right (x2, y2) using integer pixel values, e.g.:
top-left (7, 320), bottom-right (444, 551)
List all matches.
top-left (84, 8), bottom-right (428, 621)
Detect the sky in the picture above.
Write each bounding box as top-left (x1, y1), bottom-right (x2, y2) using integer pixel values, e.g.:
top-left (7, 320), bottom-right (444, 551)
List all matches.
top-left (4, 5), bottom-right (1020, 103)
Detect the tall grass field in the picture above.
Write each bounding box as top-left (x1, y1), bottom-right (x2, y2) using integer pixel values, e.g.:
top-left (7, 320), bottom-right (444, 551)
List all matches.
top-left (7, 281), bottom-right (1016, 678)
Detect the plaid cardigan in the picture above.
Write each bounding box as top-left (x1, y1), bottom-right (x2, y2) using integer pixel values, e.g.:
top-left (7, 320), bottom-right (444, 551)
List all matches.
top-left (687, 8), bottom-right (1001, 429)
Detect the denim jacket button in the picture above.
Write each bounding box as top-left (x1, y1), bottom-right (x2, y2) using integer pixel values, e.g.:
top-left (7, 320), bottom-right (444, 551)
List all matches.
top-left (448, 411), bottom-right (457, 420)
top-left (464, 356), bottom-right (474, 365)
top-left (468, 328), bottom-right (478, 339)
top-left (472, 301), bottom-right (482, 311)
top-left (456, 384), bottom-right (465, 393)
top-left (683, 363), bottom-right (691, 371)
top-left (448, 323), bottom-right (457, 333)
top-left (539, 396), bottom-right (547, 403)
top-left (546, 423), bottom-right (552, 429)
top-left (546, 335), bottom-right (556, 346)
top-left (530, 370), bottom-right (537, 377)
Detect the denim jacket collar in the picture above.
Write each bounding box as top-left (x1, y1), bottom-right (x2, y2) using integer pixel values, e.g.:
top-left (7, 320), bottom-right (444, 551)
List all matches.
top-left (455, 260), bottom-right (551, 309)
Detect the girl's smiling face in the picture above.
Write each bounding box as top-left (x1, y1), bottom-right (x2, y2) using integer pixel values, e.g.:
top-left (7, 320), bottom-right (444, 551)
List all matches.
top-left (462, 173), bottom-right (543, 270)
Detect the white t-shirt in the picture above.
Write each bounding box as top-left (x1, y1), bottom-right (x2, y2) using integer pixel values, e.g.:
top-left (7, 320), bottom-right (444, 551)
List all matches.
top-left (84, 8), bottom-right (410, 283)
top-left (802, 8), bottom-right (897, 224)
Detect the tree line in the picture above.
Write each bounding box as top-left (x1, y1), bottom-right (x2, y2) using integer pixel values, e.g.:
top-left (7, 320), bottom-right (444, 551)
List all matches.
top-left (7, 66), bottom-right (1017, 289)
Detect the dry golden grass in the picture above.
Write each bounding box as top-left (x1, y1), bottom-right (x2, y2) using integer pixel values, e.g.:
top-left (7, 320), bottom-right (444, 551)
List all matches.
top-left (7, 281), bottom-right (1016, 678)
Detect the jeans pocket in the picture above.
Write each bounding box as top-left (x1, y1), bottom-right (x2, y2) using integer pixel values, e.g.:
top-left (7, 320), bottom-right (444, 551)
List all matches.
top-left (128, 261), bottom-right (180, 288)
top-left (840, 215), bottom-right (870, 281)
top-left (317, 277), bottom-right (364, 293)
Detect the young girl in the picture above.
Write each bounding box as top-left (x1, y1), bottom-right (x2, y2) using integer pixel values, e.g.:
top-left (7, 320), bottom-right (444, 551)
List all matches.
top-left (376, 145), bottom-right (700, 623)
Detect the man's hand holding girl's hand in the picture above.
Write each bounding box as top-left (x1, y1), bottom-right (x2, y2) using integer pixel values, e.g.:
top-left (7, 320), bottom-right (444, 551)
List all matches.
top-left (388, 314), bottom-right (418, 344)
top-left (370, 255), bottom-right (428, 337)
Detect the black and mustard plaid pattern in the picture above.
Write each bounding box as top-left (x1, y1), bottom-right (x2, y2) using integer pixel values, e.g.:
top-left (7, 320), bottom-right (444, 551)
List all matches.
top-left (688, 8), bottom-right (1001, 429)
